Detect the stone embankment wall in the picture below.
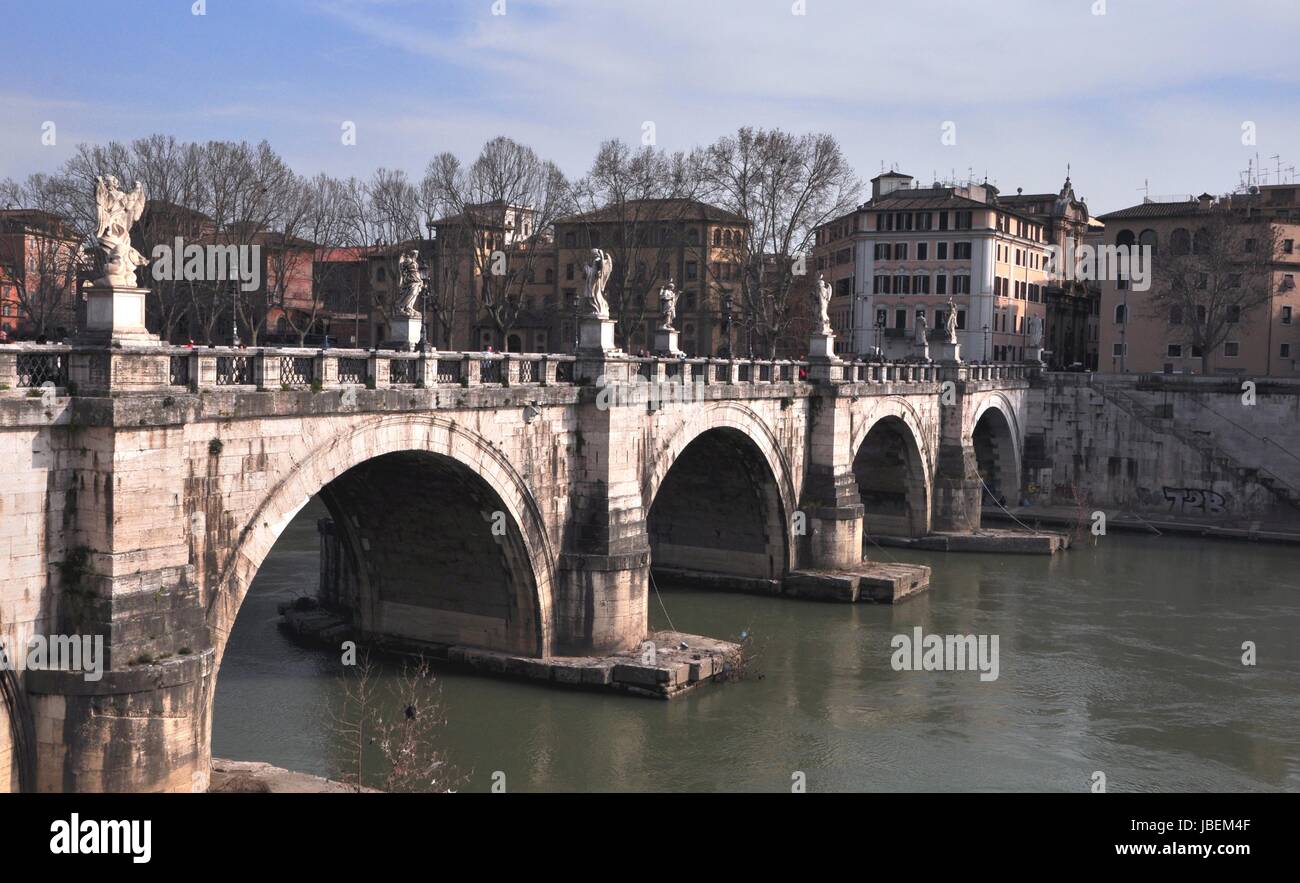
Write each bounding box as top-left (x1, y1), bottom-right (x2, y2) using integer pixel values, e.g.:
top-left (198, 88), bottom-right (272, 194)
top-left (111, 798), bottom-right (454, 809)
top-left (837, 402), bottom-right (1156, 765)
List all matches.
top-left (1024, 373), bottom-right (1300, 524)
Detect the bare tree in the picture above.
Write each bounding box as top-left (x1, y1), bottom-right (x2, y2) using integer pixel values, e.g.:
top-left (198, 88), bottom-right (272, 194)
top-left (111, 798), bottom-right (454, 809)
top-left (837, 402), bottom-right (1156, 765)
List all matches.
top-left (271, 174), bottom-right (352, 346)
top-left (328, 652), bottom-right (463, 793)
top-left (700, 128), bottom-right (860, 357)
top-left (371, 657), bottom-right (465, 793)
top-left (0, 174), bottom-right (86, 338)
top-left (1147, 211), bottom-right (1280, 374)
top-left (566, 140), bottom-right (705, 350)
top-left (423, 137), bottom-right (568, 349)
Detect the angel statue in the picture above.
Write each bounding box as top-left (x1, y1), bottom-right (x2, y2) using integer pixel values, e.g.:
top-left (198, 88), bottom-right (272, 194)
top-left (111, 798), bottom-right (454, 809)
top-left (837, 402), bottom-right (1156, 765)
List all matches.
top-left (582, 248), bottom-right (612, 319)
top-left (92, 176), bottom-right (149, 288)
top-left (1027, 314), bottom-right (1044, 348)
top-left (396, 250), bottom-right (424, 318)
top-left (814, 273), bottom-right (833, 335)
top-left (658, 280), bottom-right (677, 331)
top-left (945, 297), bottom-right (959, 344)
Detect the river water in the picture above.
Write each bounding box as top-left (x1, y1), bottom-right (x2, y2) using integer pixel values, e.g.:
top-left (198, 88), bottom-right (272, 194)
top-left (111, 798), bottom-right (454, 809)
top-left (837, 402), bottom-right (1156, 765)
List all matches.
top-left (212, 497), bottom-right (1300, 792)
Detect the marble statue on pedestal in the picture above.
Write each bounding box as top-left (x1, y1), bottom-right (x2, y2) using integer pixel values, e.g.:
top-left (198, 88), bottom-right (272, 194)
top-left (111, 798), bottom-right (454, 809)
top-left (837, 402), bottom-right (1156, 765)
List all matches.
top-left (658, 280), bottom-right (677, 331)
top-left (92, 176), bottom-right (149, 288)
top-left (945, 297), bottom-right (959, 344)
top-left (582, 249), bottom-right (612, 318)
top-left (396, 250), bottom-right (424, 318)
top-left (815, 273), bottom-right (833, 335)
top-left (1027, 314), bottom-right (1044, 348)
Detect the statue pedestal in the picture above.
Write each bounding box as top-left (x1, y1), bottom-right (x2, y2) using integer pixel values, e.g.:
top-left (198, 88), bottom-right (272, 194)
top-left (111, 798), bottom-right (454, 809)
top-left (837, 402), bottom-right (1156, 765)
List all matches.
top-left (912, 340), bottom-right (930, 361)
top-left (807, 331), bottom-right (841, 382)
top-left (1026, 346), bottom-right (1046, 366)
top-left (575, 316), bottom-right (626, 383)
top-left (387, 315), bottom-right (423, 351)
top-left (808, 331), bottom-right (837, 360)
top-left (578, 317), bottom-right (617, 353)
top-left (653, 327), bottom-right (683, 357)
top-left (77, 285), bottom-right (158, 346)
top-left (932, 341), bottom-right (962, 364)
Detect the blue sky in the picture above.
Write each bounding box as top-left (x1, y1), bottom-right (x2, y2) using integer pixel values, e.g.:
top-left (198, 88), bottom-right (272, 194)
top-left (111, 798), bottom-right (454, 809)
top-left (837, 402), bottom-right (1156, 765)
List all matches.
top-left (2, 0), bottom-right (1298, 213)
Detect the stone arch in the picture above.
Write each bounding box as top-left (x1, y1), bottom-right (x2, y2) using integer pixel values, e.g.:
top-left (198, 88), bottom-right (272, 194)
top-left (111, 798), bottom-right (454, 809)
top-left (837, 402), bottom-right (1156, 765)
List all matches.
top-left (643, 402), bottom-right (796, 589)
top-left (969, 394), bottom-right (1022, 505)
top-left (207, 414), bottom-right (556, 662)
top-left (850, 400), bottom-right (934, 538)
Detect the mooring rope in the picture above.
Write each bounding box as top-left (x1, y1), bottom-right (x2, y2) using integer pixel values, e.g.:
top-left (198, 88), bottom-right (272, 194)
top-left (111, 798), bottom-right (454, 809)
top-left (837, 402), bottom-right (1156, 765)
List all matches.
top-left (647, 569), bottom-right (678, 635)
top-left (978, 475), bottom-right (1038, 533)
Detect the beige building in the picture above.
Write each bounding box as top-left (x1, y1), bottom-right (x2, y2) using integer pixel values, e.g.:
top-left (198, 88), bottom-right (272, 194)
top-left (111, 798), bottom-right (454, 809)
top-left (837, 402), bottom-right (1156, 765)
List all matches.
top-left (1097, 184), bottom-right (1300, 376)
top-left (815, 172), bottom-right (1052, 362)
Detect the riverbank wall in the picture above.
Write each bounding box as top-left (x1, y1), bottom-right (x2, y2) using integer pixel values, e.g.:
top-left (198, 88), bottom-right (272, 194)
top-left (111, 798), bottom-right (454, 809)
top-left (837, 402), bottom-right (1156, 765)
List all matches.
top-left (1023, 373), bottom-right (1300, 527)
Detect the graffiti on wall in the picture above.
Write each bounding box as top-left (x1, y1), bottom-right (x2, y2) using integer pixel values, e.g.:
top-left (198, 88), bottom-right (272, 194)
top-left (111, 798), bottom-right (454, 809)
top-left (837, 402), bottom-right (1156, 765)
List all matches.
top-left (1136, 486), bottom-right (1230, 515)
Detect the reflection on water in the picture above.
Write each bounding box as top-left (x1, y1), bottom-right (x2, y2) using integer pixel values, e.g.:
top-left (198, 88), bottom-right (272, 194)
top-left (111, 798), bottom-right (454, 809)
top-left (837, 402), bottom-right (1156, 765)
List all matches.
top-left (213, 497), bottom-right (1300, 792)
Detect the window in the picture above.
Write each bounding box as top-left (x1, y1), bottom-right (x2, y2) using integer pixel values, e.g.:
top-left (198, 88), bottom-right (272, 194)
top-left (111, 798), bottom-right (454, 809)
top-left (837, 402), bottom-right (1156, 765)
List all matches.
top-left (894, 243), bottom-right (908, 260)
top-left (1167, 344), bottom-right (1183, 358)
top-left (685, 261), bottom-right (698, 280)
top-left (875, 308), bottom-right (887, 327)
top-left (953, 274), bottom-right (971, 294)
top-left (1169, 305), bottom-right (1183, 324)
top-left (895, 275), bottom-right (910, 294)
top-left (1170, 228), bottom-right (1191, 255)
top-left (955, 211), bottom-right (973, 230)
top-left (564, 232), bottom-right (577, 248)
top-left (1283, 306), bottom-right (1293, 325)
top-left (895, 309), bottom-right (906, 329)
top-left (954, 242), bottom-right (972, 260)
top-left (566, 263), bottom-right (575, 280)
top-left (1112, 343), bottom-right (1126, 356)
top-left (1284, 239), bottom-right (1294, 254)
top-left (874, 243), bottom-right (890, 260)
top-left (1224, 341), bottom-right (1240, 357)
top-left (914, 274), bottom-right (931, 294)
top-left (916, 242), bottom-right (928, 261)
top-left (937, 242), bottom-right (949, 260)
top-left (935, 274), bottom-right (947, 295)
top-left (1114, 304), bottom-right (1127, 323)
top-left (956, 310), bottom-right (966, 330)
top-left (1282, 343), bottom-right (1292, 358)
top-left (1227, 304), bottom-right (1241, 323)
top-left (874, 275), bottom-right (889, 294)
top-left (938, 212), bottom-right (949, 231)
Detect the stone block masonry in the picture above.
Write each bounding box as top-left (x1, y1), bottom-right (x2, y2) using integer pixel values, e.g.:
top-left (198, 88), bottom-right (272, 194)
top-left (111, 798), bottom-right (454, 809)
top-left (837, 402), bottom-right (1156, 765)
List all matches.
top-left (0, 343), bottom-right (1031, 791)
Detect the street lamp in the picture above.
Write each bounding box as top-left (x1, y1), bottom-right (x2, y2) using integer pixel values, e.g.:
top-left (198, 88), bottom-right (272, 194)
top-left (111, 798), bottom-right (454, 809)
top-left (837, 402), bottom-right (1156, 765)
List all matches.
top-left (875, 319), bottom-right (884, 356)
top-left (721, 292), bottom-right (733, 358)
top-left (983, 324), bottom-right (992, 363)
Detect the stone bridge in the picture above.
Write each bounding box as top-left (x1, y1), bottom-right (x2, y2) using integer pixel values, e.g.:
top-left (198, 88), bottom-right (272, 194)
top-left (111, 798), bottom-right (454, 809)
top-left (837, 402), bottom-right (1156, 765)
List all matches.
top-left (0, 341), bottom-right (1030, 792)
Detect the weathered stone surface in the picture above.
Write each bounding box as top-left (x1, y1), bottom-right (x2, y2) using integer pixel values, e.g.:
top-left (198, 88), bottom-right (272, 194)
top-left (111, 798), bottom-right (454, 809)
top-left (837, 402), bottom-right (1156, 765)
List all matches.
top-left (0, 346), bottom-right (1031, 791)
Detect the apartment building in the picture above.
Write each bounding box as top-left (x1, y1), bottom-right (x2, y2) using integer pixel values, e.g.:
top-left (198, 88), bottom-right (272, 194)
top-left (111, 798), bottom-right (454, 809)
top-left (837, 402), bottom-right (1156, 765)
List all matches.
top-left (1097, 184), bottom-right (1300, 376)
top-left (814, 172), bottom-right (1052, 362)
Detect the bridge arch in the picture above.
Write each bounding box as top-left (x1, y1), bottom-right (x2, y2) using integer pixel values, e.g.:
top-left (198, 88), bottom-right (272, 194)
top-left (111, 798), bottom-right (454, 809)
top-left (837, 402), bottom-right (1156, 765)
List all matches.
top-left (643, 402), bottom-right (796, 590)
top-left (850, 399), bottom-right (934, 539)
top-left (207, 414), bottom-right (556, 663)
top-left (969, 394), bottom-right (1023, 505)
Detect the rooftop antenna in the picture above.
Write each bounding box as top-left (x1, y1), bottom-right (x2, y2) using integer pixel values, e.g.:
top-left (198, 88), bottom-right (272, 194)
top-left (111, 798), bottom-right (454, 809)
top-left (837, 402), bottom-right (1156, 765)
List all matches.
top-left (1271, 154), bottom-right (1282, 185)
top-left (1138, 178), bottom-right (1150, 202)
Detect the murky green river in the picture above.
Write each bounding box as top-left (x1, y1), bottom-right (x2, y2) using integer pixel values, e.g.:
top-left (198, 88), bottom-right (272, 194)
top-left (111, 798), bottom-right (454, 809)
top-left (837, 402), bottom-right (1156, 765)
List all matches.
top-left (212, 497), bottom-right (1300, 792)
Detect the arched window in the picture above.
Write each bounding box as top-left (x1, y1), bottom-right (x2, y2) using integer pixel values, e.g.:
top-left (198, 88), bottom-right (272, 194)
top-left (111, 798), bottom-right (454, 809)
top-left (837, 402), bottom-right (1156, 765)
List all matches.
top-left (1114, 303), bottom-right (1127, 324)
top-left (1193, 228), bottom-right (1211, 255)
top-left (1139, 229), bottom-right (1158, 256)
top-left (687, 227), bottom-right (699, 245)
top-left (1170, 228), bottom-right (1191, 255)
top-left (1168, 304), bottom-right (1183, 325)
top-left (1116, 229), bottom-right (1136, 248)
top-left (723, 230), bottom-right (733, 246)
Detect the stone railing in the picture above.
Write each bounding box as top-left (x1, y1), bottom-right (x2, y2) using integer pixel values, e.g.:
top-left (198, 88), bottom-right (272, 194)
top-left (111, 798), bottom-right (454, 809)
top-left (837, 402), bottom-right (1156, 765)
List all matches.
top-left (0, 342), bottom-right (1036, 396)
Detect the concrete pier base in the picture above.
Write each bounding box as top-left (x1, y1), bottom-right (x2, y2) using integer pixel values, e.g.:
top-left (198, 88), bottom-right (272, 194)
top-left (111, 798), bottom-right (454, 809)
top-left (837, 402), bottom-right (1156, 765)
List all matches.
top-left (654, 563), bottom-right (930, 604)
top-left (279, 605), bottom-right (743, 699)
top-left (868, 528), bottom-right (1070, 554)
top-left (783, 563), bottom-right (931, 604)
